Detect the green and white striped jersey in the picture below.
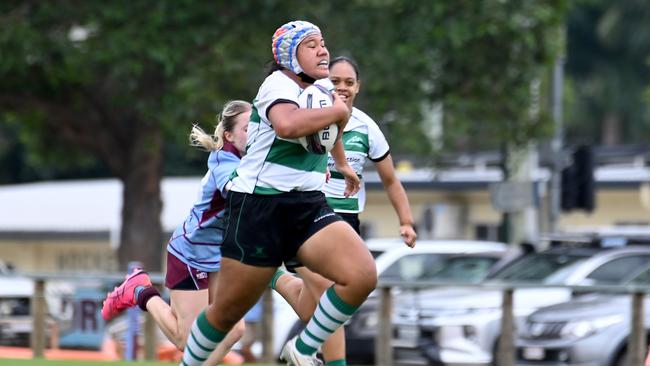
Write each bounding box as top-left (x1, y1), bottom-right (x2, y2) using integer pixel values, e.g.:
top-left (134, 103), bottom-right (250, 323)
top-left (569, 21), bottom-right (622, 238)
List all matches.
top-left (323, 107), bottom-right (390, 213)
top-left (231, 71), bottom-right (328, 194)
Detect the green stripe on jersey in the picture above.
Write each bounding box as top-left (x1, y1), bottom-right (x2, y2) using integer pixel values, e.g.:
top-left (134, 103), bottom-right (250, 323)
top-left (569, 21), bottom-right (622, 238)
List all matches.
top-left (253, 185), bottom-right (285, 195)
top-left (250, 102), bottom-right (261, 124)
top-left (330, 171), bottom-right (362, 180)
top-left (342, 131), bottom-right (369, 153)
top-left (266, 138), bottom-right (328, 173)
top-left (326, 197), bottom-right (359, 211)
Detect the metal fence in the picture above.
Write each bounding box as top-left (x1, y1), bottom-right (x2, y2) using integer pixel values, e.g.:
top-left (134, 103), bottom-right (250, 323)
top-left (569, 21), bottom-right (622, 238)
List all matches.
top-left (14, 272), bottom-right (650, 366)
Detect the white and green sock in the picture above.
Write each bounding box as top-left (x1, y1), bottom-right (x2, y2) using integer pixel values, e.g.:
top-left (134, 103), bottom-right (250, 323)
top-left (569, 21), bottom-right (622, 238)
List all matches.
top-left (269, 268), bottom-right (287, 290)
top-left (180, 310), bottom-right (226, 366)
top-left (295, 286), bottom-right (358, 356)
top-left (325, 359), bottom-right (347, 366)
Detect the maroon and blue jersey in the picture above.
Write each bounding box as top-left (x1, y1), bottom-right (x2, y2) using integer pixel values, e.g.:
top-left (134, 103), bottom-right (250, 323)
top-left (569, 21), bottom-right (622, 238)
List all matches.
top-left (166, 143), bottom-right (241, 272)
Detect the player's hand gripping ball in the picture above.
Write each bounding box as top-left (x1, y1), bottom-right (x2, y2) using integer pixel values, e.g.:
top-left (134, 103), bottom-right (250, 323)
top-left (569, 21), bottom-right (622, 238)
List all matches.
top-left (298, 84), bottom-right (339, 155)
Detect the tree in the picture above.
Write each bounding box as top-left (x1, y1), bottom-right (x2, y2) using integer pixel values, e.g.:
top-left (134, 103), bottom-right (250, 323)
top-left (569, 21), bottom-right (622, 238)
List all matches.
top-left (1, 0), bottom-right (568, 269)
top-left (319, 1), bottom-right (568, 155)
top-left (564, 0), bottom-right (650, 146)
top-left (0, 1), bottom-right (276, 270)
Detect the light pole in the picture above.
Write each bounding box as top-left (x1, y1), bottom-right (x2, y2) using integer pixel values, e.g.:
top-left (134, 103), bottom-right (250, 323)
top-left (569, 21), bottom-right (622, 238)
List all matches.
top-left (549, 27), bottom-right (566, 233)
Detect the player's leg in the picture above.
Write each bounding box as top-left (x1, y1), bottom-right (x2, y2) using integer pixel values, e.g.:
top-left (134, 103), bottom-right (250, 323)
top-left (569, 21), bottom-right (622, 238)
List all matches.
top-left (298, 268), bottom-right (347, 366)
top-left (147, 252), bottom-right (211, 350)
top-left (147, 289), bottom-right (208, 349)
top-left (204, 271), bottom-right (246, 365)
top-left (145, 281), bottom-right (246, 365)
top-left (181, 258), bottom-right (275, 366)
top-left (239, 319), bottom-right (261, 362)
top-left (283, 221), bottom-right (376, 360)
top-left (151, 267), bottom-right (245, 364)
top-left (300, 220), bottom-right (376, 307)
top-left (272, 267), bottom-right (317, 321)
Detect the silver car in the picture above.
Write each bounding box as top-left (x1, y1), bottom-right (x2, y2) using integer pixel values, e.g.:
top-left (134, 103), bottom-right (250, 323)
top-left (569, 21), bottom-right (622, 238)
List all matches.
top-left (516, 265), bottom-right (650, 366)
top-left (393, 239), bottom-right (650, 366)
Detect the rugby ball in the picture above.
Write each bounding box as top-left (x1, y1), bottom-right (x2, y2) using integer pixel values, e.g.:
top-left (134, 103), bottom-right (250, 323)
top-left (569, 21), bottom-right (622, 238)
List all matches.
top-left (297, 84), bottom-right (339, 155)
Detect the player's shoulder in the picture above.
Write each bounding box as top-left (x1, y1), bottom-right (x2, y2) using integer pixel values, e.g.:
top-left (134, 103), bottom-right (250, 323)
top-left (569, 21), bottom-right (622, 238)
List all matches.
top-left (207, 149), bottom-right (239, 168)
top-left (259, 70), bottom-right (299, 94)
top-left (351, 107), bottom-right (379, 128)
top-left (314, 78), bottom-right (335, 92)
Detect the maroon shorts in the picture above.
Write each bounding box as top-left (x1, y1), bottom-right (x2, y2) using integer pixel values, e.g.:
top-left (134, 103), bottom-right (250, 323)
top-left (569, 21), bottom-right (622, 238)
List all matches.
top-left (165, 252), bottom-right (210, 290)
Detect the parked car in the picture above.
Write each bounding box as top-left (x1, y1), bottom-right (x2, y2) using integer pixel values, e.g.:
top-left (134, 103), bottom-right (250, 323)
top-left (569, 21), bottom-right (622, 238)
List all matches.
top-left (0, 262), bottom-right (73, 347)
top-left (0, 263), bottom-right (33, 346)
top-left (392, 234), bottom-right (650, 366)
top-left (282, 238), bottom-right (511, 364)
top-left (516, 264), bottom-right (650, 366)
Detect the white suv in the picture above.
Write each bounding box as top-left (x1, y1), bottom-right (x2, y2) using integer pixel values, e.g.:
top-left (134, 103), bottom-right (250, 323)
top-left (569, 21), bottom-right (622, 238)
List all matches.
top-left (367, 238), bottom-right (509, 281)
top-left (0, 262), bottom-right (34, 346)
top-left (277, 238), bottom-right (511, 364)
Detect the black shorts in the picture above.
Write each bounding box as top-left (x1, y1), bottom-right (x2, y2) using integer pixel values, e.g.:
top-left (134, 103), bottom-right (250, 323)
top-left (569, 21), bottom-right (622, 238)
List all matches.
top-left (338, 212), bottom-right (360, 234)
top-left (221, 191), bottom-right (342, 267)
top-left (285, 213), bottom-right (360, 273)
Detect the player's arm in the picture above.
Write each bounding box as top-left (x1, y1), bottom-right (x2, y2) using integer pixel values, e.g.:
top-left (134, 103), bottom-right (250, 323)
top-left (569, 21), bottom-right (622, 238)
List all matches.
top-left (330, 142), bottom-right (360, 197)
top-left (215, 157), bottom-right (240, 195)
top-left (269, 98), bottom-right (349, 139)
top-left (375, 154), bottom-right (417, 247)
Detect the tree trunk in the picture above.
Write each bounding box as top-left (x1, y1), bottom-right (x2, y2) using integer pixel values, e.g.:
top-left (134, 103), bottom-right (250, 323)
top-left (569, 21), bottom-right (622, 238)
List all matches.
top-left (117, 127), bottom-right (164, 272)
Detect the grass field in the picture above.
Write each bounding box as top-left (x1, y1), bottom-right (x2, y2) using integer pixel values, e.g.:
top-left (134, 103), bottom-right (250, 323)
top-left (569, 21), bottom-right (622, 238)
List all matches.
top-left (0, 361), bottom-right (276, 366)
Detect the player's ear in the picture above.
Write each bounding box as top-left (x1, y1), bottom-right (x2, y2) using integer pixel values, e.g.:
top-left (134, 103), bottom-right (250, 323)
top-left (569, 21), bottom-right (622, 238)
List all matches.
top-left (224, 130), bottom-right (234, 143)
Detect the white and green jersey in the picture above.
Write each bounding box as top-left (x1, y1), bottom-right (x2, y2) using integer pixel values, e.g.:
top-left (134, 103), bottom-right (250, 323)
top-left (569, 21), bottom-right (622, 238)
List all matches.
top-left (323, 107), bottom-right (390, 213)
top-left (231, 71), bottom-right (328, 194)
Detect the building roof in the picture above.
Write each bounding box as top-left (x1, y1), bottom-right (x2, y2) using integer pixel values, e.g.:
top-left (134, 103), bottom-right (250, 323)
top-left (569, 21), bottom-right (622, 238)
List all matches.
top-left (0, 177), bottom-right (201, 239)
top-left (0, 163), bottom-right (648, 235)
top-left (367, 164), bottom-right (650, 190)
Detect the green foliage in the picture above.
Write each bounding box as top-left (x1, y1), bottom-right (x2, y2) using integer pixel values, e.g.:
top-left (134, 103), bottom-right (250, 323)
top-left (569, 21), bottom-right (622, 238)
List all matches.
top-left (307, 0), bottom-right (567, 153)
top-left (0, 0), bottom-right (569, 267)
top-left (564, 0), bottom-right (650, 145)
top-left (1, 0), bottom-right (569, 180)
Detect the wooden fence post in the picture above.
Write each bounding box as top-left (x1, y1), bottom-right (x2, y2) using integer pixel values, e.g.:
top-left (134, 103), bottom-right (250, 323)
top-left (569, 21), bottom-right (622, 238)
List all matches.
top-left (375, 286), bottom-right (393, 366)
top-left (497, 288), bottom-right (515, 366)
top-left (630, 292), bottom-right (646, 366)
top-left (30, 278), bottom-right (46, 358)
top-left (262, 288), bottom-right (275, 363)
top-left (144, 312), bottom-right (156, 360)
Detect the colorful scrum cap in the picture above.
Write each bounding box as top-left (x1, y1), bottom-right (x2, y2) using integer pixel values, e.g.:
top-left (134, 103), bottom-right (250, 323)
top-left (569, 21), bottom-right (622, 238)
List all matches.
top-left (272, 20), bottom-right (321, 75)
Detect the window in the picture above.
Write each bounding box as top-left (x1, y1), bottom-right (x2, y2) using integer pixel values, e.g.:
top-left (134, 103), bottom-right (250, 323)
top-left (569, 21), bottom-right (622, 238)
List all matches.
top-left (425, 255), bottom-right (500, 282)
top-left (586, 255), bottom-right (650, 285)
top-left (491, 253), bottom-right (588, 282)
top-left (475, 224), bottom-right (500, 241)
top-left (379, 254), bottom-right (447, 281)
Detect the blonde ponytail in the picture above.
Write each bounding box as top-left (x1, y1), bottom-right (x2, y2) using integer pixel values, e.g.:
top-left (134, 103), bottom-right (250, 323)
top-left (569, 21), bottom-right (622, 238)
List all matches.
top-left (188, 100), bottom-right (252, 152)
top-left (190, 124), bottom-right (222, 151)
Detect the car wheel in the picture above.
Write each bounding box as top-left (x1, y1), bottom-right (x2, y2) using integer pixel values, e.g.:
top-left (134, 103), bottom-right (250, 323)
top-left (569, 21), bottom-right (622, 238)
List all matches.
top-left (614, 349), bottom-right (627, 366)
top-left (490, 338), bottom-right (501, 366)
top-left (284, 319), bottom-right (306, 344)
